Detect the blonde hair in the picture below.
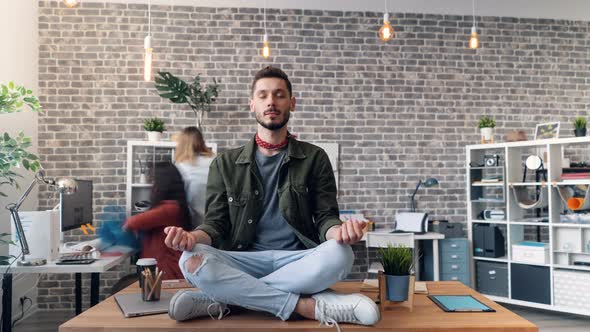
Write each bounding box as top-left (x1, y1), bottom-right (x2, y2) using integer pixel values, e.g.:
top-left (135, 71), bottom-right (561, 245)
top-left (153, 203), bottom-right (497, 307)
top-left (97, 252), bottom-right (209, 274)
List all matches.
top-left (175, 126), bottom-right (215, 163)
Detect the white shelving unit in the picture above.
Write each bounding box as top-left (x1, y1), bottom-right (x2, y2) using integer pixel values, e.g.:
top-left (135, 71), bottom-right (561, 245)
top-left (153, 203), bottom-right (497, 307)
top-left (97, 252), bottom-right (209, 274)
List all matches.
top-left (467, 136), bottom-right (590, 316)
top-left (125, 140), bottom-right (218, 217)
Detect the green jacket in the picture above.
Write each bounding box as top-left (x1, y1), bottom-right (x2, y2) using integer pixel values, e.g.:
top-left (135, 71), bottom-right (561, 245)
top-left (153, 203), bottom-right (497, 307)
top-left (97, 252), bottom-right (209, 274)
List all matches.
top-left (196, 136), bottom-right (341, 250)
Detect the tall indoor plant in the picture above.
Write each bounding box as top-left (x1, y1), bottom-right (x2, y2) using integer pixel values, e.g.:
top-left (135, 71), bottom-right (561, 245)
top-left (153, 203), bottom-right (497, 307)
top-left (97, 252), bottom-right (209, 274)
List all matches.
top-left (378, 244), bottom-right (413, 301)
top-left (154, 71), bottom-right (220, 129)
top-left (0, 82), bottom-right (42, 265)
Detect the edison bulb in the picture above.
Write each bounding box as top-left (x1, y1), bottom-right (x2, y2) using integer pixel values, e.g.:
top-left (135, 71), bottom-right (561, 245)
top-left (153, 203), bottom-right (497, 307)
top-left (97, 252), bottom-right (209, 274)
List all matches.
top-left (144, 36), bottom-right (153, 81)
top-left (469, 26), bottom-right (479, 49)
top-left (378, 13), bottom-right (394, 42)
top-left (262, 34), bottom-right (270, 59)
top-left (63, 0), bottom-right (80, 8)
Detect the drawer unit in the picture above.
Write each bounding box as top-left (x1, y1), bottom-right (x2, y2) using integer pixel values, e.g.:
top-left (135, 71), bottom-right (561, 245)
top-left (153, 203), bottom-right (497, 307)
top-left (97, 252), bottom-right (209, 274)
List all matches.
top-left (440, 238), bottom-right (470, 286)
top-left (511, 263), bottom-right (550, 304)
top-left (419, 238), bottom-right (470, 285)
top-left (476, 261), bottom-right (508, 297)
top-left (554, 269), bottom-right (590, 311)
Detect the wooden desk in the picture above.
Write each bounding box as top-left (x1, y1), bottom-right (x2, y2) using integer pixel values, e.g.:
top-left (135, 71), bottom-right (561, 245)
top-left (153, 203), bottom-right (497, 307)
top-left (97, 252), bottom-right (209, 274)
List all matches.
top-left (59, 281), bottom-right (536, 331)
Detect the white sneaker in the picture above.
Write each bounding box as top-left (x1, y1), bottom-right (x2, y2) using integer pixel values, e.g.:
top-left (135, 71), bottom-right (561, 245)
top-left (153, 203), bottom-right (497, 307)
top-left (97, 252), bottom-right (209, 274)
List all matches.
top-left (168, 289), bottom-right (230, 321)
top-left (312, 291), bottom-right (380, 330)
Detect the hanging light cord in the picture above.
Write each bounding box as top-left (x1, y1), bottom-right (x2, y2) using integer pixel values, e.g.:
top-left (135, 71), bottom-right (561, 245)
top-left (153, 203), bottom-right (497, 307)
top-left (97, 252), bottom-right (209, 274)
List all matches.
top-left (148, 0), bottom-right (151, 36)
top-left (472, 0), bottom-right (476, 28)
top-left (263, 0), bottom-right (267, 34)
top-left (385, 0), bottom-right (387, 14)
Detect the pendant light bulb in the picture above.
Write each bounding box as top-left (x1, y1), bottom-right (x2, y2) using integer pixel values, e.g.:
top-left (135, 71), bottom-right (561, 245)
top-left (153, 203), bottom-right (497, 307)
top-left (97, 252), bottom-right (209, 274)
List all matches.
top-left (63, 0), bottom-right (80, 8)
top-left (262, 34), bottom-right (270, 59)
top-left (378, 13), bottom-right (394, 42)
top-left (469, 26), bottom-right (479, 49)
top-left (144, 35), bottom-right (153, 81)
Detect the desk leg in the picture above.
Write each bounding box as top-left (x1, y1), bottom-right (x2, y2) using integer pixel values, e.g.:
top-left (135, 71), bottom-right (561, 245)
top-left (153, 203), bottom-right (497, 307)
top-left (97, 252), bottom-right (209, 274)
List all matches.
top-left (433, 239), bottom-right (440, 281)
top-left (90, 273), bottom-right (100, 307)
top-left (75, 273), bottom-right (82, 315)
top-left (2, 273), bottom-right (12, 332)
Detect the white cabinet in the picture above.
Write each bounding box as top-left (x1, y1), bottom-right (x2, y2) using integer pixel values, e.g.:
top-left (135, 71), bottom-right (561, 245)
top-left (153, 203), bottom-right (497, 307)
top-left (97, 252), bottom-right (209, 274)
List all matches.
top-left (467, 136), bottom-right (590, 316)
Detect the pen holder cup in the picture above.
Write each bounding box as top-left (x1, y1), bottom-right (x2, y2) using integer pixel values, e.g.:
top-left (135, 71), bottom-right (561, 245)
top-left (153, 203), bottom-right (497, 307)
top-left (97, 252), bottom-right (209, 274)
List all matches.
top-left (140, 268), bottom-right (162, 302)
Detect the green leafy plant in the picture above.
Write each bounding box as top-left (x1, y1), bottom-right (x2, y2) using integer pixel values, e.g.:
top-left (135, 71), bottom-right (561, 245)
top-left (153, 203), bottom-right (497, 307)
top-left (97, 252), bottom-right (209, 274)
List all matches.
top-left (478, 116), bottom-right (496, 129)
top-left (143, 118), bottom-right (165, 132)
top-left (154, 71), bottom-right (220, 128)
top-left (0, 233), bottom-right (17, 265)
top-left (378, 244), bottom-right (413, 276)
top-left (573, 117), bottom-right (587, 130)
top-left (0, 82), bottom-right (42, 197)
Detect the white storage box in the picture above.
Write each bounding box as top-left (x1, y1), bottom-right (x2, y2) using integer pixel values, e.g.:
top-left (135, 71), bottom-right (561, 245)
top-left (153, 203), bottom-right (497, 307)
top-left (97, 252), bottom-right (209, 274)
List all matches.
top-left (512, 241), bottom-right (549, 264)
top-left (554, 270), bottom-right (590, 311)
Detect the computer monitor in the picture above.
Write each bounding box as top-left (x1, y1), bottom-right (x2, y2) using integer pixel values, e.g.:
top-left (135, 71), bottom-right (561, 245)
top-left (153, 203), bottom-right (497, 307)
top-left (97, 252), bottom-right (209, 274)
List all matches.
top-left (61, 179), bottom-right (93, 231)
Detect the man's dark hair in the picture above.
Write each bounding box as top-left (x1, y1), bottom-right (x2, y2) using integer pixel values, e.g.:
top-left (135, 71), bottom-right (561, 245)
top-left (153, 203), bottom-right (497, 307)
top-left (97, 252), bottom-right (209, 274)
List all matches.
top-left (251, 66), bottom-right (292, 97)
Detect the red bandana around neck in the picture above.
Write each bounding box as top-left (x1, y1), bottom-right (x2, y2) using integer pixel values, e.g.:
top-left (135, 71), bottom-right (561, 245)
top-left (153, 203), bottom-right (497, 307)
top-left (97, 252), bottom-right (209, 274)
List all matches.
top-left (255, 132), bottom-right (297, 150)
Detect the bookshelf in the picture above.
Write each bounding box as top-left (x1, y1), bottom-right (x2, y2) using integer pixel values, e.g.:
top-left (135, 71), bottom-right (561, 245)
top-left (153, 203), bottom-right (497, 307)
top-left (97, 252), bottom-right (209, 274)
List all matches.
top-left (466, 136), bottom-right (590, 316)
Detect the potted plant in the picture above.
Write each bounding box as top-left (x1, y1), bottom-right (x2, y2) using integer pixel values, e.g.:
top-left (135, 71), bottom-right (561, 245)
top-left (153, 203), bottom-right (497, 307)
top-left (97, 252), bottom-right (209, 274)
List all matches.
top-left (573, 117), bottom-right (587, 137)
top-left (154, 71), bottom-right (220, 129)
top-left (143, 118), bottom-right (165, 142)
top-left (478, 116), bottom-right (496, 144)
top-left (1, 82), bottom-right (42, 265)
top-left (378, 244), bottom-right (413, 301)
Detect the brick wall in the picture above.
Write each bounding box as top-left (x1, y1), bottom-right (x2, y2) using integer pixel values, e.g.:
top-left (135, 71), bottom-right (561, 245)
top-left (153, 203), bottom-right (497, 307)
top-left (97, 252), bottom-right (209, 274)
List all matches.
top-left (36, 0), bottom-right (590, 309)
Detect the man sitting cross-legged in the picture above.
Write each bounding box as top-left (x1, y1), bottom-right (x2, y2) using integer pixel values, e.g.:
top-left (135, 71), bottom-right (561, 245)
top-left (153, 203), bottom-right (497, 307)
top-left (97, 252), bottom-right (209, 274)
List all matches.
top-left (164, 66), bottom-right (380, 329)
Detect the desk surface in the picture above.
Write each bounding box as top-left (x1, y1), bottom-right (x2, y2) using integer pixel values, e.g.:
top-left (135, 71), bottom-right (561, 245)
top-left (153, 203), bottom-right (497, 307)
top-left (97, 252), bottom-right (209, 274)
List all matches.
top-left (59, 281), bottom-right (537, 332)
top-left (0, 254), bottom-right (128, 274)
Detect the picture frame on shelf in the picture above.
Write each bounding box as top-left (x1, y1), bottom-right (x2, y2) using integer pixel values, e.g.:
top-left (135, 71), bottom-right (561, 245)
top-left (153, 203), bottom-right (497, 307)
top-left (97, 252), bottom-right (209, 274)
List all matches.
top-left (534, 122), bottom-right (560, 140)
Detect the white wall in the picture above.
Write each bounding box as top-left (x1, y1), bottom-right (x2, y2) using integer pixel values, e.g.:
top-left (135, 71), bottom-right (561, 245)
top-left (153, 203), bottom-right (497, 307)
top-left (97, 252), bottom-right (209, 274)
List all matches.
top-left (0, 0), bottom-right (40, 321)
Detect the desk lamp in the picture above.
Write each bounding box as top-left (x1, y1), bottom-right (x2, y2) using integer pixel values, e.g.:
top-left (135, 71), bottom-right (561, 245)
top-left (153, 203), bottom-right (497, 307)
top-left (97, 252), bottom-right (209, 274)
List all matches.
top-left (5, 170), bottom-right (77, 266)
top-left (410, 177), bottom-right (439, 212)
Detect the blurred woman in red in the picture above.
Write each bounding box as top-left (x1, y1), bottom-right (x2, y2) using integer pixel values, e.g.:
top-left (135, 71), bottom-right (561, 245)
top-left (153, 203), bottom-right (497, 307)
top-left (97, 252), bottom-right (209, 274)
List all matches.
top-left (124, 162), bottom-right (192, 279)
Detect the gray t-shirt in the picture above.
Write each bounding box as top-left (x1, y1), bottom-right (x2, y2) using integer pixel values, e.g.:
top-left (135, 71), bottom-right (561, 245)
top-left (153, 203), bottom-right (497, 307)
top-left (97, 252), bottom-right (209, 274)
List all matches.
top-left (251, 148), bottom-right (305, 251)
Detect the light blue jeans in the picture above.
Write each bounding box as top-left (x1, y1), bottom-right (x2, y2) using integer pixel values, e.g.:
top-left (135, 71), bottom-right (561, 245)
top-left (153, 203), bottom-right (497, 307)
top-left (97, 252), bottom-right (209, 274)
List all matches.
top-left (178, 239), bottom-right (354, 321)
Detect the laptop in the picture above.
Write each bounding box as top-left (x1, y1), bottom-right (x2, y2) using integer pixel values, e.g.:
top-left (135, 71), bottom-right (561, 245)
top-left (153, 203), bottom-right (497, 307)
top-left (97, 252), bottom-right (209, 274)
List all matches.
top-left (114, 291), bottom-right (174, 318)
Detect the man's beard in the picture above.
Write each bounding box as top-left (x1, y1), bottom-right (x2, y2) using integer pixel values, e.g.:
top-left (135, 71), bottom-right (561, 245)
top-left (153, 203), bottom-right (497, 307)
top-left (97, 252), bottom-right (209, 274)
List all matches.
top-left (256, 107), bottom-right (290, 131)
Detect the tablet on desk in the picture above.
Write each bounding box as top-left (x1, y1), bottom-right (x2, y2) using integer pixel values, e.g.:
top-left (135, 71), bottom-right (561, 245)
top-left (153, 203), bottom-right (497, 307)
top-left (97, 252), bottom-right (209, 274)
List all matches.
top-left (428, 295), bottom-right (495, 312)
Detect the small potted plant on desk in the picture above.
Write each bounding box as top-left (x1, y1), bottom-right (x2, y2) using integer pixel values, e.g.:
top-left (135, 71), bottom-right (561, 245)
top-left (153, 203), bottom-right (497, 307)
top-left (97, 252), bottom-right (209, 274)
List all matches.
top-left (478, 116), bottom-right (496, 144)
top-left (378, 244), bottom-right (414, 302)
top-left (143, 118), bottom-right (165, 142)
top-left (573, 117), bottom-right (587, 137)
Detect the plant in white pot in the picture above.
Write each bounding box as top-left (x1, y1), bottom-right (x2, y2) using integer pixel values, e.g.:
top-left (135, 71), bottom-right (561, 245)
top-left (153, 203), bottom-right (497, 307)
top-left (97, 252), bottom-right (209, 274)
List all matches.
top-left (478, 116), bottom-right (496, 144)
top-left (143, 118), bottom-right (165, 142)
top-left (378, 244), bottom-right (413, 301)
